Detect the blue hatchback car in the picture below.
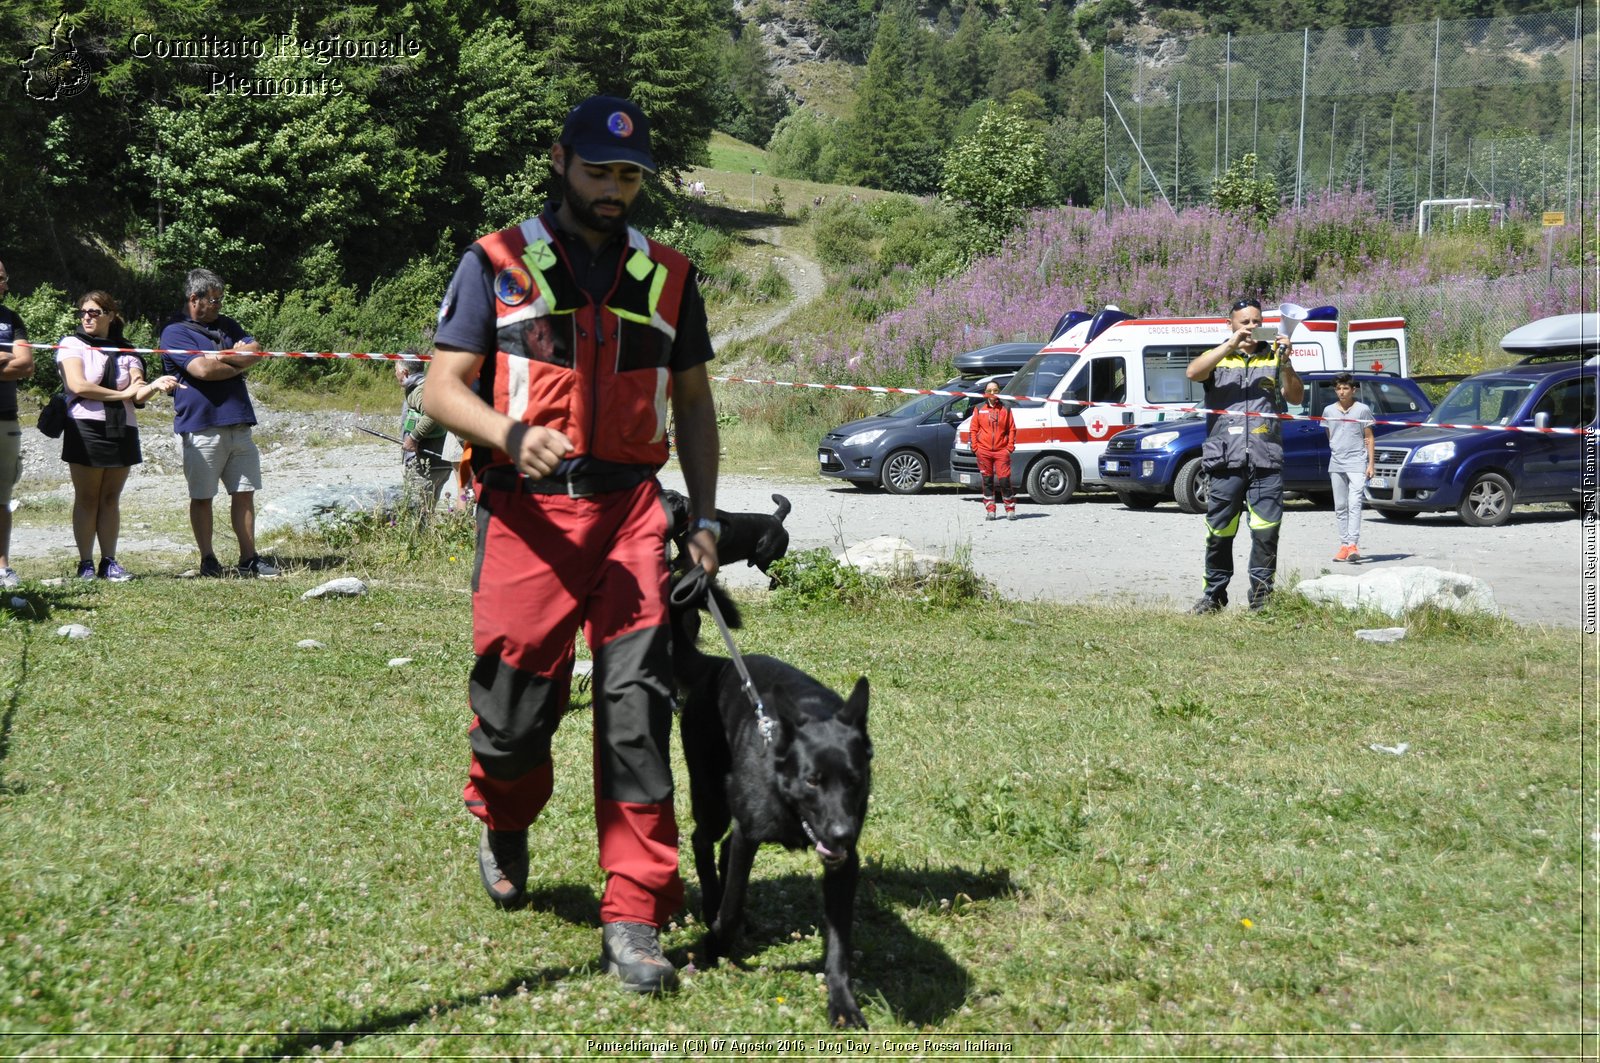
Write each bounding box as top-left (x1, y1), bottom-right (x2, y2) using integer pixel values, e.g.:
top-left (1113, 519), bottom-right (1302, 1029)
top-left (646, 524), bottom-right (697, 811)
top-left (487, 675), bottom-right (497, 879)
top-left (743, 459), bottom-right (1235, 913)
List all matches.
top-left (817, 342), bottom-right (1042, 493)
top-left (1098, 370), bottom-right (1433, 511)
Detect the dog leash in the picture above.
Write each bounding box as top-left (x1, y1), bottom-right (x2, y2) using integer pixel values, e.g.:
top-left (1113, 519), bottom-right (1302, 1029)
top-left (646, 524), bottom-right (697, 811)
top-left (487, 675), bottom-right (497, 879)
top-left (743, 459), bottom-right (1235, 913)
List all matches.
top-left (672, 563), bottom-right (775, 745)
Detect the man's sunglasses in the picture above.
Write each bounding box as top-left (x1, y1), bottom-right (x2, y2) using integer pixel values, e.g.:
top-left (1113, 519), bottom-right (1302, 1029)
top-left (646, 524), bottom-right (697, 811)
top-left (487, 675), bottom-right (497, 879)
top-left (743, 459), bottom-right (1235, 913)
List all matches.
top-left (1230, 298), bottom-right (1262, 312)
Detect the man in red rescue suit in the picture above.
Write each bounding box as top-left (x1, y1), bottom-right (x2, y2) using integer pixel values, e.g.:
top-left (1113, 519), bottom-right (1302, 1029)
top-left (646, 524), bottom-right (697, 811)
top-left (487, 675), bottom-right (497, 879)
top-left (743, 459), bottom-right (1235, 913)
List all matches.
top-left (971, 380), bottom-right (1018, 520)
top-left (424, 95), bottom-right (721, 995)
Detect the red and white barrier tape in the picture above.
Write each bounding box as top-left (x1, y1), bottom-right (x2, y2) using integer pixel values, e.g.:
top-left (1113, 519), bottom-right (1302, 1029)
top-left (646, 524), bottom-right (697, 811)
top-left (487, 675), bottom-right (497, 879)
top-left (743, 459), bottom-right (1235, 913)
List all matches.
top-left (21, 343), bottom-right (1592, 437)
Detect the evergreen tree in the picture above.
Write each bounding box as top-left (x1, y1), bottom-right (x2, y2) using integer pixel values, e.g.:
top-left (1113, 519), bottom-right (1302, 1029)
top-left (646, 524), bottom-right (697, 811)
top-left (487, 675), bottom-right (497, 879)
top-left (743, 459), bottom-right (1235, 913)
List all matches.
top-left (841, 0), bottom-right (946, 194)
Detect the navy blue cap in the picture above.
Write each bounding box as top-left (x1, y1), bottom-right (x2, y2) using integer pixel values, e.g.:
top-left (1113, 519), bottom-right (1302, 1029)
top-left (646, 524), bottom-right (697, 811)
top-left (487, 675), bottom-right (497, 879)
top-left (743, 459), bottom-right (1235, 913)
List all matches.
top-left (561, 95), bottom-right (655, 172)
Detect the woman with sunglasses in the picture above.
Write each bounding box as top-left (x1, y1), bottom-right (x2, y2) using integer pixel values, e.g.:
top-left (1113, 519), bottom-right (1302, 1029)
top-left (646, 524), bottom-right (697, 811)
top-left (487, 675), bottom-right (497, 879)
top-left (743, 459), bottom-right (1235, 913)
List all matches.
top-left (57, 291), bottom-right (178, 581)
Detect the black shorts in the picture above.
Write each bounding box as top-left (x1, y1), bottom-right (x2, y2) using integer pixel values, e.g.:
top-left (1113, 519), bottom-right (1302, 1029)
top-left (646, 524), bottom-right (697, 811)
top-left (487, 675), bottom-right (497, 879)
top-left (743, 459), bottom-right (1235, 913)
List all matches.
top-left (63, 418), bottom-right (142, 468)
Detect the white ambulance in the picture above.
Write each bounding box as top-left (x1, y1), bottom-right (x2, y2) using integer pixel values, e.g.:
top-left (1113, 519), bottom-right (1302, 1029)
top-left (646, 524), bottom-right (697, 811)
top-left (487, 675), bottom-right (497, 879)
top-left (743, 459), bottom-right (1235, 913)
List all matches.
top-left (950, 305), bottom-right (1410, 503)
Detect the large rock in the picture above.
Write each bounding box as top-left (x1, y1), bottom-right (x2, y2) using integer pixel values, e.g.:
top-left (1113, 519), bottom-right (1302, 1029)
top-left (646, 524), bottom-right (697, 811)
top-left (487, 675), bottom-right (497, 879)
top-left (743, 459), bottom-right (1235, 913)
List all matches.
top-left (836, 536), bottom-right (944, 578)
top-left (256, 483), bottom-right (401, 536)
top-left (1296, 566), bottom-right (1499, 618)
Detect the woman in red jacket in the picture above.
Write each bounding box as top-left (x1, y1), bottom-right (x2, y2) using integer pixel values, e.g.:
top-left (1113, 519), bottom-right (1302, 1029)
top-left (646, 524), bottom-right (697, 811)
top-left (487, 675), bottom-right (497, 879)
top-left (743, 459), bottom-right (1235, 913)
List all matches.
top-left (970, 381), bottom-right (1017, 520)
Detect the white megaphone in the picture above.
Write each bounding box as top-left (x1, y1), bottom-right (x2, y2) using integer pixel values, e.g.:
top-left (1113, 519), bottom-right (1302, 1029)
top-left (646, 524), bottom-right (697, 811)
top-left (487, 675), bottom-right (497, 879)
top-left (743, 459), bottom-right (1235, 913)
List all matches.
top-left (1277, 302), bottom-right (1309, 343)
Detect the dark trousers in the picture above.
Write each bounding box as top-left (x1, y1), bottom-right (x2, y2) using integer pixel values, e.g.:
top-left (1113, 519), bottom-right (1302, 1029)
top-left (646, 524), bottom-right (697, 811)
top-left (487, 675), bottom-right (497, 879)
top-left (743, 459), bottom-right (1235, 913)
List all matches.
top-left (1201, 467), bottom-right (1283, 605)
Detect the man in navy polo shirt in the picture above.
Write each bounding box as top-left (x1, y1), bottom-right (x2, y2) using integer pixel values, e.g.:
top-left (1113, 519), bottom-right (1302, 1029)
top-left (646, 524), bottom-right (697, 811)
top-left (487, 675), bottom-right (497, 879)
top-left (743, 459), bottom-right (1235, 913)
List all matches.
top-left (160, 268), bottom-right (278, 578)
top-left (0, 258), bottom-right (34, 588)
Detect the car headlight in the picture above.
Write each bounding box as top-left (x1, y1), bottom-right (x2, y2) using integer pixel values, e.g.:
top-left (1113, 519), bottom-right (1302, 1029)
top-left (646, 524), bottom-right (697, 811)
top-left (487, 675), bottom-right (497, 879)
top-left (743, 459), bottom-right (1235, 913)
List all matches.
top-left (1139, 431), bottom-right (1180, 450)
top-left (841, 429), bottom-right (885, 447)
top-left (1411, 441), bottom-right (1456, 464)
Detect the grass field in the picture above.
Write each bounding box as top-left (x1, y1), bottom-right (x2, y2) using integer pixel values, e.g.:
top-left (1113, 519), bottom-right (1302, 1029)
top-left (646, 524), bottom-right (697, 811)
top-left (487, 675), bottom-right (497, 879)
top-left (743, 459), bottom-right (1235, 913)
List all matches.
top-left (0, 516), bottom-right (1590, 1059)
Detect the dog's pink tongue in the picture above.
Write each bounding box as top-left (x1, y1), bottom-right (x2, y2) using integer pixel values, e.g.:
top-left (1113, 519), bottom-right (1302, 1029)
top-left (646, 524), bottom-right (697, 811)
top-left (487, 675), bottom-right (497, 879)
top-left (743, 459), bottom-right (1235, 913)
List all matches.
top-left (816, 842), bottom-right (839, 860)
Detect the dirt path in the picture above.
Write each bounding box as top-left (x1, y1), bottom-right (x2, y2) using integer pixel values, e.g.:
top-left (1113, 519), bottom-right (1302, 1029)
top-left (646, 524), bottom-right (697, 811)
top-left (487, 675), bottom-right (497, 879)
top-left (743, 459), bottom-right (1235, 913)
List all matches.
top-left (710, 225), bottom-right (827, 349)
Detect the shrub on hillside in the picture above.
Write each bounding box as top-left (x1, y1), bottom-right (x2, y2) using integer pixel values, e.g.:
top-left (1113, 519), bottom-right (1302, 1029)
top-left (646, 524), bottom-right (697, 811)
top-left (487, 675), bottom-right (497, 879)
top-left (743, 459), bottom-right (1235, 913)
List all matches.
top-left (813, 201), bottom-right (876, 270)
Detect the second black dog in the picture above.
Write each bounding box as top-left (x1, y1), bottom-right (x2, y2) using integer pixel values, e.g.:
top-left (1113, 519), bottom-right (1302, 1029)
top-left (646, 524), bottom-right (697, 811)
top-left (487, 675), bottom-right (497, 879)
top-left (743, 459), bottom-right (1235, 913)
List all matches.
top-left (673, 587), bottom-right (872, 1029)
top-left (661, 490), bottom-right (792, 576)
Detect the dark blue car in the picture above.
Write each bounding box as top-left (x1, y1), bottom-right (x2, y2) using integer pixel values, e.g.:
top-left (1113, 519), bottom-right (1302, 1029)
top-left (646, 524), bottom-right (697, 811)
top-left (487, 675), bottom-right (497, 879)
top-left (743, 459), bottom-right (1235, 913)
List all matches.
top-left (1097, 371), bottom-right (1433, 511)
top-left (1365, 358), bottom-right (1595, 526)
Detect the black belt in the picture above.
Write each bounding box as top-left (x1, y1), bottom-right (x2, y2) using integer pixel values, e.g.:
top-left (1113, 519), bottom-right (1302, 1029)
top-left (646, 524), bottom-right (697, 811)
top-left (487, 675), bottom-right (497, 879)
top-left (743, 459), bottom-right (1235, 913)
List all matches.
top-left (480, 465), bottom-right (652, 498)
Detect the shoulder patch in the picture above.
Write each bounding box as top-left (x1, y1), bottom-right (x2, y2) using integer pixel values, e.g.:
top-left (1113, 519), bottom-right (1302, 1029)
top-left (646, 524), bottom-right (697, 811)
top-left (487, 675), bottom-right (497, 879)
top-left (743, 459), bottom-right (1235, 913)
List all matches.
top-left (494, 266), bottom-right (532, 307)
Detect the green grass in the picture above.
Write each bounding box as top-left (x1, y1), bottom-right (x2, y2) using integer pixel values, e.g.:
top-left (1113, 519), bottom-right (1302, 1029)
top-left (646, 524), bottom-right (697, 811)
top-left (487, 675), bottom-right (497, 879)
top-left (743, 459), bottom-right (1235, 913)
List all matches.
top-left (706, 131), bottom-right (769, 174)
top-left (0, 521), bottom-right (1589, 1058)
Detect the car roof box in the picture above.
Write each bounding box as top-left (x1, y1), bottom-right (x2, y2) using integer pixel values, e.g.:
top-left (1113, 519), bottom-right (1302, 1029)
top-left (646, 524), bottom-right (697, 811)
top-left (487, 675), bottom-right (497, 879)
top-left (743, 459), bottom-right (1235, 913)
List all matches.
top-left (952, 341), bottom-right (1044, 375)
top-left (1501, 313), bottom-right (1600, 357)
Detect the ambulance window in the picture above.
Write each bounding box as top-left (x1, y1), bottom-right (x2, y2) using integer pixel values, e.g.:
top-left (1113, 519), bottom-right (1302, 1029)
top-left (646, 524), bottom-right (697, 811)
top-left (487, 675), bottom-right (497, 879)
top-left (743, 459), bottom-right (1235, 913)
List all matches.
top-left (1352, 337), bottom-right (1400, 372)
top-left (1005, 353), bottom-right (1077, 400)
top-left (1143, 345), bottom-right (1209, 404)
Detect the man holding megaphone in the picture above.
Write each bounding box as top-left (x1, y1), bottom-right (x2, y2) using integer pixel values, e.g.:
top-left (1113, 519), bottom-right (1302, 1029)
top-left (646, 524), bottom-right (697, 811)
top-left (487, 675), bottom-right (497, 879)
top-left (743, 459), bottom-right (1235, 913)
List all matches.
top-left (1184, 297), bottom-right (1304, 613)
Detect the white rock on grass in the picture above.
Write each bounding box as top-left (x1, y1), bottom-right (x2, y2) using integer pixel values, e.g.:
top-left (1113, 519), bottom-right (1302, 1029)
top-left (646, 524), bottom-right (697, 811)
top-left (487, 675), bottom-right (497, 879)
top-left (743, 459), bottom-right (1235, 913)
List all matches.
top-left (296, 639), bottom-right (326, 650)
top-left (387, 657), bottom-right (413, 667)
top-left (56, 624), bottom-right (92, 640)
top-left (836, 536), bottom-right (944, 579)
top-left (1355, 627), bottom-right (1409, 643)
top-left (1296, 566), bottom-right (1499, 618)
top-left (302, 577), bottom-right (368, 600)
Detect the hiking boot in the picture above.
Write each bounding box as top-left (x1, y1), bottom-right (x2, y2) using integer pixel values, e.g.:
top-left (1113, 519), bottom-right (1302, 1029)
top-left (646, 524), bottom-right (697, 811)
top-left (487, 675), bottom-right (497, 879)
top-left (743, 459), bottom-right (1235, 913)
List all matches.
top-left (76, 559), bottom-right (96, 581)
top-left (238, 555), bottom-right (280, 578)
top-left (1005, 509), bottom-right (1017, 521)
top-left (1249, 591), bottom-right (1272, 612)
top-left (0, 567), bottom-right (17, 589)
top-left (600, 921), bottom-right (679, 994)
top-left (98, 558), bottom-right (131, 583)
top-left (199, 554), bottom-right (225, 578)
top-left (1189, 593), bottom-right (1226, 615)
top-left (1333, 544), bottom-right (1354, 562)
top-left (477, 826), bottom-right (528, 909)
top-left (985, 509), bottom-right (997, 521)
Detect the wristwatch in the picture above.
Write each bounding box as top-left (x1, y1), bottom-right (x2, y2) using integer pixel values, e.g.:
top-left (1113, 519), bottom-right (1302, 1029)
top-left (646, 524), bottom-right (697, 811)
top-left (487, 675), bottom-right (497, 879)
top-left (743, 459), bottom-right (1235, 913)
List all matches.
top-left (692, 517), bottom-right (722, 541)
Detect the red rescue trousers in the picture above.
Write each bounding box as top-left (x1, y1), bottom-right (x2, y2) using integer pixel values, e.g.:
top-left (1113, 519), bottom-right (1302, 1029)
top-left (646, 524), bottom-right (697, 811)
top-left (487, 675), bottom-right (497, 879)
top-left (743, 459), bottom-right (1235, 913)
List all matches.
top-left (976, 450), bottom-right (1015, 511)
top-left (462, 477), bottom-right (683, 927)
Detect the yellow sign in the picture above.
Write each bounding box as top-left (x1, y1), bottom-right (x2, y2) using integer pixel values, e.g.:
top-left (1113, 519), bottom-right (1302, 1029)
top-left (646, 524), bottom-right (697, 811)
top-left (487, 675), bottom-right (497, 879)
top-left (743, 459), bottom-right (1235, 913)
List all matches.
top-left (1542, 211), bottom-right (1565, 226)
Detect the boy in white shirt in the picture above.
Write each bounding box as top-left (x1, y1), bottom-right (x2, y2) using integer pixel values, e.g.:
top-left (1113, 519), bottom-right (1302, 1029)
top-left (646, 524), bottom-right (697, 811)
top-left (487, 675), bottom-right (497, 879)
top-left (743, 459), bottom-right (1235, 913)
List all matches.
top-left (1322, 372), bottom-right (1376, 561)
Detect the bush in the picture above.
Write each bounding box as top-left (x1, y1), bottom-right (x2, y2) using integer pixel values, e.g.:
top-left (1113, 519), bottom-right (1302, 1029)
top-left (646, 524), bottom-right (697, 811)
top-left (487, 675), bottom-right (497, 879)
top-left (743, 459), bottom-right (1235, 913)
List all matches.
top-left (768, 545), bottom-right (990, 610)
top-left (812, 201), bottom-right (876, 270)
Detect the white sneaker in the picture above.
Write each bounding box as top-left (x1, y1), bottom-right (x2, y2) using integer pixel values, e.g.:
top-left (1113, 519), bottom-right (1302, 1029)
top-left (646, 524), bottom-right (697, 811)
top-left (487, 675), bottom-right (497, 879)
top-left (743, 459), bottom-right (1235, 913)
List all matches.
top-left (0, 567), bottom-right (17, 589)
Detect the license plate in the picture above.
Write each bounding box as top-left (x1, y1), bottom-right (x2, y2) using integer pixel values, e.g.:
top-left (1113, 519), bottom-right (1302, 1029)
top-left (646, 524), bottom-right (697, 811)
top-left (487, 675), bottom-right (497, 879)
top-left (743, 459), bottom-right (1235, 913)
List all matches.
top-left (958, 473), bottom-right (977, 485)
top-left (1369, 476), bottom-right (1387, 489)
top-left (1105, 460), bottom-right (1122, 472)
top-left (817, 450), bottom-right (828, 466)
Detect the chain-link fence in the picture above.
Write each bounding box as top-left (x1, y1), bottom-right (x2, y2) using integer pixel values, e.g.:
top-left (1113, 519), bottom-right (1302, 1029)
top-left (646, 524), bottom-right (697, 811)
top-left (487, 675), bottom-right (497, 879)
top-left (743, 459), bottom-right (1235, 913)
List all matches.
top-left (1104, 9), bottom-right (1595, 222)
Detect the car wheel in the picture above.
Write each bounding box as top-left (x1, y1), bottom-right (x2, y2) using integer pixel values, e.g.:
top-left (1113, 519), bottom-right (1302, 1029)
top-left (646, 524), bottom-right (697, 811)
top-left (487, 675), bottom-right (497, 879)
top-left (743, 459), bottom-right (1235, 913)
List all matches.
top-left (1378, 508), bottom-right (1420, 522)
top-left (1025, 455), bottom-right (1078, 505)
top-left (1115, 490), bottom-right (1160, 510)
top-left (1458, 472), bottom-right (1514, 527)
top-left (881, 449), bottom-right (929, 494)
top-left (1173, 457), bottom-right (1210, 514)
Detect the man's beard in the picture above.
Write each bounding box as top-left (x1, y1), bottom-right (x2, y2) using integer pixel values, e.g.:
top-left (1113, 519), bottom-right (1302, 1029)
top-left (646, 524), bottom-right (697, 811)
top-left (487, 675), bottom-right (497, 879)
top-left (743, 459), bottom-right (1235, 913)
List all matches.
top-left (561, 169), bottom-right (633, 236)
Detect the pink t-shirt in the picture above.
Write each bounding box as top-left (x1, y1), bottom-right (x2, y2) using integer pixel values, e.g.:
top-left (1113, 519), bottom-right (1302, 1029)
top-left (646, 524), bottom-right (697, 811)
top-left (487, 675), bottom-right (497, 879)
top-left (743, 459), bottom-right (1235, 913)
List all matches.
top-left (57, 336), bottom-right (141, 425)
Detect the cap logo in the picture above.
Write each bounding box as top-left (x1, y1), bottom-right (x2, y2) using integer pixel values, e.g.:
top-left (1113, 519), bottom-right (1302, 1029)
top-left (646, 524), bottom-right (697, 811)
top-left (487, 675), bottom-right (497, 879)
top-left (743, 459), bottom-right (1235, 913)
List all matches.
top-left (606, 111), bottom-right (634, 138)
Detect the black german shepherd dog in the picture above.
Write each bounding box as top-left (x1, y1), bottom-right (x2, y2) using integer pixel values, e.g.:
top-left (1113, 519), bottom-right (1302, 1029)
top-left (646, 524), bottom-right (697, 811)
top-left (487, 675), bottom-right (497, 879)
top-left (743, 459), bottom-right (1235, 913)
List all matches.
top-left (661, 490), bottom-right (792, 579)
top-left (670, 578), bottom-right (873, 1029)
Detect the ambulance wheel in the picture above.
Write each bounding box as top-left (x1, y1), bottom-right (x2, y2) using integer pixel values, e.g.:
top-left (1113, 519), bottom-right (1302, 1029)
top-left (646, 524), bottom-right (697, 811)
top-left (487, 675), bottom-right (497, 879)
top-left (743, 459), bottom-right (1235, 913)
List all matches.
top-left (1025, 456), bottom-right (1077, 505)
top-left (881, 449), bottom-right (929, 494)
top-left (1115, 491), bottom-right (1160, 510)
top-left (1173, 457), bottom-right (1210, 514)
